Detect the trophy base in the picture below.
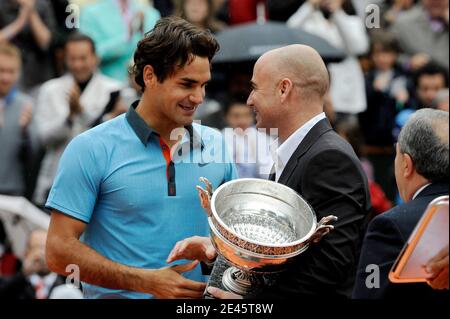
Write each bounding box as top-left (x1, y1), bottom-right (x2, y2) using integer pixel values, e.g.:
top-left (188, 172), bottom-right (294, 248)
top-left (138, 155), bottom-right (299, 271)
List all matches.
top-left (222, 267), bottom-right (264, 296)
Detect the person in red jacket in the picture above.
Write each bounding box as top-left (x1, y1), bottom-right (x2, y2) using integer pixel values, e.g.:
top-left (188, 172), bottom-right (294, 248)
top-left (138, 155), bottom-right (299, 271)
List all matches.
top-left (228, 0), bottom-right (267, 25)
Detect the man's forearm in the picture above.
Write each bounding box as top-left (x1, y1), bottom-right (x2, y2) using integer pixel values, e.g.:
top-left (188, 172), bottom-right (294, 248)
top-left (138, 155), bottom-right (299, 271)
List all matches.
top-left (0, 10), bottom-right (28, 42)
top-left (29, 11), bottom-right (51, 50)
top-left (47, 236), bottom-right (154, 295)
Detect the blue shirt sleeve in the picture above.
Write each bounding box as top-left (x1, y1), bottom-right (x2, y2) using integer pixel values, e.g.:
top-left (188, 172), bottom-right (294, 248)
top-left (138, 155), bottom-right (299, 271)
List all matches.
top-left (45, 134), bottom-right (104, 223)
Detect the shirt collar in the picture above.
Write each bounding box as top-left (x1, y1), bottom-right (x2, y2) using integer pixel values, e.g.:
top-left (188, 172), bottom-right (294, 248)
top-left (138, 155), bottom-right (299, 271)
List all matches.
top-left (4, 86), bottom-right (17, 106)
top-left (412, 183), bottom-right (432, 200)
top-left (271, 112), bottom-right (326, 181)
top-left (29, 272), bottom-right (58, 295)
top-left (126, 101), bottom-right (204, 149)
top-left (126, 101), bottom-right (155, 146)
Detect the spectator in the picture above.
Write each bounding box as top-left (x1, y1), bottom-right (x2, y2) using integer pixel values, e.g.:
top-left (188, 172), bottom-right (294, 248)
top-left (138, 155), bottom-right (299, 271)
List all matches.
top-left (393, 63), bottom-right (449, 148)
top-left (80, 0), bottom-right (160, 82)
top-left (33, 33), bottom-right (122, 207)
top-left (335, 116), bottom-right (392, 216)
top-left (353, 108), bottom-right (449, 299)
top-left (0, 0), bottom-right (57, 91)
top-left (433, 89), bottom-right (449, 111)
top-left (287, 0), bottom-right (369, 118)
top-left (228, 0), bottom-right (267, 25)
top-left (174, 0), bottom-right (225, 33)
top-left (0, 43), bottom-right (33, 197)
top-left (266, 0), bottom-right (305, 22)
top-left (411, 62), bottom-right (449, 109)
top-left (0, 43), bottom-right (33, 277)
top-left (49, 0), bottom-right (76, 77)
top-left (392, 0), bottom-right (449, 72)
top-left (0, 221), bottom-right (20, 277)
top-left (222, 98), bottom-right (272, 178)
top-left (382, 0), bottom-right (417, 27)
top-left (0, 229), bottom-right (81, 299)
top-left (360, 30), bottom-right (410, 148)
top-left (154, 0), bottom-right (176, 16)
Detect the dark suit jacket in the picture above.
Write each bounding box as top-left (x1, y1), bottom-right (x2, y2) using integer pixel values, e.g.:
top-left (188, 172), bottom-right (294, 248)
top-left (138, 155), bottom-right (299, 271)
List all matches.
top-left (249, 118), bottom-right (371, 298)
top-left (0, 271), bottom-right (65, 299)
top-left (353, 182), bottom-right (449, 299)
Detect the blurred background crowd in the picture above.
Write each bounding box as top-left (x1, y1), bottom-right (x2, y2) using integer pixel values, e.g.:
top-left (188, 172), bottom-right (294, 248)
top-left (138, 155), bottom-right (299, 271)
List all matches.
top-left (0, 0), bottom-right (448, 298)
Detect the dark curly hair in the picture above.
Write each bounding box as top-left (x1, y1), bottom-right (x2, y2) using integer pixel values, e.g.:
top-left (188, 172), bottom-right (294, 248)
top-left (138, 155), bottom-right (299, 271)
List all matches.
top-left (131, 16), bottom-right (219, 92)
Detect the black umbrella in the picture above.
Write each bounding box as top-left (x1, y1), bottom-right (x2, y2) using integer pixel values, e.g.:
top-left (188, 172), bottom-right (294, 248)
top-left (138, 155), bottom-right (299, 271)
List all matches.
top-left (213, 21), bottom-right (346, 64)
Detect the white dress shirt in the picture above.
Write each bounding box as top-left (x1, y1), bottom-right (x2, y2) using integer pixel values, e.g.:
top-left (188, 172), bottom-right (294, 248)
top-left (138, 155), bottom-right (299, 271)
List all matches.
top-left (29, 273), bottom-right (58, 299)
top-left (270, 112), bottom-right (326, 181)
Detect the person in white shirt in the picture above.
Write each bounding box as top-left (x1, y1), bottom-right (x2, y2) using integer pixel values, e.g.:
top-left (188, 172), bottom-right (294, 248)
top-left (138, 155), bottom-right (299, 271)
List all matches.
top-left (287, 0), bottom-right (369, 117)
top-left (0, 229), bottom-right (82, 299)
top-left (222, 98), bottom-right (272, 178)
top-left (33, 33), bottom-right (123, 206)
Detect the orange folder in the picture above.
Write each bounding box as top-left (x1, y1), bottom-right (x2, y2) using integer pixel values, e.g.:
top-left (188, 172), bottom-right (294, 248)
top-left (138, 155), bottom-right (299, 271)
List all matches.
top-left (389, 195), bottom-right (449, 283)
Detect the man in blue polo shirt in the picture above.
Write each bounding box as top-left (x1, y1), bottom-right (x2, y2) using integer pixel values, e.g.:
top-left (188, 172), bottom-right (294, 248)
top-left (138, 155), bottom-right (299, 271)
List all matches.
top-left (45, 17), bottom-right (237, 299)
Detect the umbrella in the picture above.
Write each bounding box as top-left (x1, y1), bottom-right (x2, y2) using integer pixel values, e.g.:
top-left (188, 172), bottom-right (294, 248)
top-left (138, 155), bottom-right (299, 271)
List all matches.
top-left (213, 21), bottom-right (346, 64)
top-left (0, 195), bottom-right (50, 258)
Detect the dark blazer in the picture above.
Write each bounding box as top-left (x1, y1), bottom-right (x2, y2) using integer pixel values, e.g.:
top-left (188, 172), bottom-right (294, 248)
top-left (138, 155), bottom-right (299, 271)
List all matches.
top-left (249, 118), bottom-right (371, 298)
top-left (353, 182), bottom-right (449, 299)
top-left (0, 272), bottom-right (65, 299)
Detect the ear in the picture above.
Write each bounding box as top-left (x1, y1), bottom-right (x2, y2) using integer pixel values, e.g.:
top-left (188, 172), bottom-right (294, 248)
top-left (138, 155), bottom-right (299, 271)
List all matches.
top-left (143, 65), bottom-right (157, 89)
top-left (278, 78), bottom-right (293, 103)
top-left (403, 153), bottom-right (415, 179)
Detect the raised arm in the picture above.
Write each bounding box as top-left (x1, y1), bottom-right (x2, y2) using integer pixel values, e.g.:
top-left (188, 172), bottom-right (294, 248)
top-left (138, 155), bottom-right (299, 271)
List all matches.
top-left (27, 1), bottom-right (52, 50)
top-left (0, 4), bottom-right (29, 43)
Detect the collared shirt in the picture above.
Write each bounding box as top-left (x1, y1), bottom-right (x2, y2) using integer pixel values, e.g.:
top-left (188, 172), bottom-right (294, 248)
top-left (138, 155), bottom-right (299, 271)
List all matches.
top-left (0, 90), bottom-right (32, 195)
top-left (46, 102), bottom-right (238, 299)
top-left (29, 273), bottom-right (58, 299)
top-left (270, 112), bottom-right (326, 181)
top-left (412, 183), bottom-right (432, 200)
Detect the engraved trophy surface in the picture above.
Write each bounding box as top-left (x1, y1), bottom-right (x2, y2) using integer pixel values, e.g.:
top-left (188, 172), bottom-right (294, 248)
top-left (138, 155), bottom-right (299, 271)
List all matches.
top-left (197, 178), bottom-right (337, 296)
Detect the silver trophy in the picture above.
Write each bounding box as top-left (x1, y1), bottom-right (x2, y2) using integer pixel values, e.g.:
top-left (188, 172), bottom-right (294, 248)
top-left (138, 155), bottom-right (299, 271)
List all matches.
top-left (197, 178), bottom-right (337, 296)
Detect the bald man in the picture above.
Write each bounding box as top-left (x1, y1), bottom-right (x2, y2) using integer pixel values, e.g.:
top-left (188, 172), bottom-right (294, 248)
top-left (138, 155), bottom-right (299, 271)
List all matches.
top-left (169, 45), bottom-right (371, 298)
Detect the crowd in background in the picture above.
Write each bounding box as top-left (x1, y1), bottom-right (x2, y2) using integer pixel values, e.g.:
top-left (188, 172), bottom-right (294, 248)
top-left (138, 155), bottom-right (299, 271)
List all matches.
top-left (0, 0), bottom-right (448, 298)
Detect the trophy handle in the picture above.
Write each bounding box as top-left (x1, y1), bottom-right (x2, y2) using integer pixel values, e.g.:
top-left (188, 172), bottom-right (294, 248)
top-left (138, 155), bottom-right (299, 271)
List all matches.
top-left (197, 177), bottom-right (214, 217)
top-left (308, 215), bottom-right (338, 244)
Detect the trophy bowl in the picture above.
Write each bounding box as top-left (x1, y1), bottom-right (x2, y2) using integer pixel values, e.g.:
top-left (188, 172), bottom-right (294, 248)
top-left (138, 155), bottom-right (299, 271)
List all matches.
top-left (198, 178), bottom-right (337, 295)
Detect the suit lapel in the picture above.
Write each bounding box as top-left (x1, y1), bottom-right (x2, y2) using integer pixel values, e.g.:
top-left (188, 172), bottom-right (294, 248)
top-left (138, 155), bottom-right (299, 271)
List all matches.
top-left (278, 118), bottom-right (333, 185)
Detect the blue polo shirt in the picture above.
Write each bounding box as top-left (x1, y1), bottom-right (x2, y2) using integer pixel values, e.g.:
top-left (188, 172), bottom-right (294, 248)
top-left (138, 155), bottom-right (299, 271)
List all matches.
top-left (46, 103), bottom-right (238, 299)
